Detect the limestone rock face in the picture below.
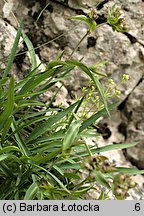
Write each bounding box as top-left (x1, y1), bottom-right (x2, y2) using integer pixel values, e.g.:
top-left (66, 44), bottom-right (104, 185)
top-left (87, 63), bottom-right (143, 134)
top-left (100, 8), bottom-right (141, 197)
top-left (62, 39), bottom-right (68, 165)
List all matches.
top-left (0, 0), bottom-right (144, 199)
top-left (120, 80), bottom-right (144, 169)
top-left (0, 18), bottom-right (19, 58)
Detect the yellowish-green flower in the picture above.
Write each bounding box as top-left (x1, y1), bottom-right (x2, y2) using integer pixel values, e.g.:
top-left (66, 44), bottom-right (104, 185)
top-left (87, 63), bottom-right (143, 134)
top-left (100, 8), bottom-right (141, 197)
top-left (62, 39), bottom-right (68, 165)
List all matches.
top-left (122, 74), bottom-right (129, 82)
top-left (115, 89), bottom-right (121, 96)
top-left (108, 79), bottom-right (115, 85)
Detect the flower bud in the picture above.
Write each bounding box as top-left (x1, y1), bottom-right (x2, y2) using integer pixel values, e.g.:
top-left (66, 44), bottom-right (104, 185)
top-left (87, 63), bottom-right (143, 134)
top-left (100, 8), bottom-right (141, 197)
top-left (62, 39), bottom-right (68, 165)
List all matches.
top-left (115, 89), bottom-right (121, 96)
top-left (122, 74), bottom-right (129, 81)
top-left (108, 79), bottom-right (115, 85)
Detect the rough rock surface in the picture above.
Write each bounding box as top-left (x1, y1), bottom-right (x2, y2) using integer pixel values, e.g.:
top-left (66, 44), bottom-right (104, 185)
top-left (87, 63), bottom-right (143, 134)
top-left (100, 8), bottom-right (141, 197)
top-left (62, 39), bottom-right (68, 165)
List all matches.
top-left (120, 80), bottom-right (144, 170)
top-left (0, 18), bottom-right (21, 60)
top-left (0, 0), bottom-right (144, 199)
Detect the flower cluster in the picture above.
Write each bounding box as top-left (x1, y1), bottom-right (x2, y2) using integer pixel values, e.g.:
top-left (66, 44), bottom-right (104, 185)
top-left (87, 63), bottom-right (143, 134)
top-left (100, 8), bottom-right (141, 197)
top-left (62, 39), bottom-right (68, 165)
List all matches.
top-left (112, 174), bottom-right (137, 200)
top-left (106, 73), bottom-right (130, 98)
top-left (82, 155), bottom-right (116, 176)
top-left (78, 73), bottom-right (129, 119)
top-left (107, 5), bottom-right (128, 33)
top-left (122, 74), bottom-right (129, 82)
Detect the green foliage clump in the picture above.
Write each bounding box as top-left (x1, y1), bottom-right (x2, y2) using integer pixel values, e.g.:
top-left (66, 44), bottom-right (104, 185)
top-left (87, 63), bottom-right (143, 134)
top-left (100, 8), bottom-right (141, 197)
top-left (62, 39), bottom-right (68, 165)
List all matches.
top-left (0, 3), bottom-right (143, 200)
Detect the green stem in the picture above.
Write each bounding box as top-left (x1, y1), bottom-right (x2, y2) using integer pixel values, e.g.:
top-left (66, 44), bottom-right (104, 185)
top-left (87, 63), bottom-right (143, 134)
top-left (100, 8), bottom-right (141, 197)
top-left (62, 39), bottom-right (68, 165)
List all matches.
top-left (70, 31), bottom-right (90, 58)
top-left (84, 137), bottom-right (93, 156)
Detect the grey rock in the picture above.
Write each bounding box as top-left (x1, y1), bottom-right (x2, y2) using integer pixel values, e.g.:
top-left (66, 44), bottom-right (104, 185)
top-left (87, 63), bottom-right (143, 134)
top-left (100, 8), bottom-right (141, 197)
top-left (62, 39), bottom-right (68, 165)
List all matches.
top-left (68, 0), bottom-right (100, 9)
top-left (0, 18), bottom-right (19, 58)
top-left (120, 80), bottom-right (144, 169)
top-left (0, 0), bottom-right (144, 199)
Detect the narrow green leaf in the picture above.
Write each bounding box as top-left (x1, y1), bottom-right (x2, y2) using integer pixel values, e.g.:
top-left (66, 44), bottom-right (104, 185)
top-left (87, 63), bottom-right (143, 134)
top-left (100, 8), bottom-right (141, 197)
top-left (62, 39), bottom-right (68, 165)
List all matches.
top-left (0, 154), bottom-right (10, 162)
top-left (6, 115), bottom-right (52, 142)
top-left (26, 101), bottom-right (79, 144)
top-left (62, 120), bottom-right (81, 156)
top-left (1, 116), bottom-right (13, 144)
top-left (73, 186), bottom-right (93, 196)
top-left (11, 119), bottom-right (30, 156)
top-left (71, 15), bottom-right (90, 23)
top-left (0, 146), bottom-right (21, 154)
top-left (7, 154), bottom-right (23, 165)
top-left (0, 76), bottom-right (15, 130)
top-left (34, 164), bottom-right (70, 194)
top-left (59, 163), bottom-right (81, 170)
top-left (116, 167), bottom-right (144, 175)
top-left (53, 165), bottom-right (64, 176)
top-left (47, 172), bottom-right (70, 194)
top-left (55, 51), bottom-right (65, 60)
top-left (37, 149), bottom-right (61, 164)
top-left (19, 168), bottom-right (33, 186)
top-left (89, 67), bottom-right (107, 77)
top-left (30, 141), bottom-right (61, 154)
top-left (17, 99), bottom-right (46, 108)
top-left (77, 142), bottom-right (139, 157)
top-left (91, 75), bottom-right (110, 116)
top-left (71, 15), bottom-right (96, 32)
top-left (98, 191), bottom-right (105, 200)
top-left (61, 157), bottom-right (76, 164)
top-left (15, 64), bottom-right (41, 97)
top-left (66, 59), bottom-right (110, 115)
top-left (0, 181), bottom-right (16, 199)
top-left (95, 171), bottom-right (111, 189)
top-left (46, 60), bottom-right (66, 69)
top-left (66, 59), bottom-right (91, 76)
top-left (14, 64), bottom-right (41, 90)
top-left (17, 68), bottom-right (54, 98)
top-left (67, 96), bottom-right (84, 126)
top-left (64, 173), bottom-right (81, 179)
top-left (22, 32), bottom-right (37, 71)
top-left (94, 142), bottom-right (139, 153)
top-left (0, 78), bottom-right (8, 87)
top-left (24, 182), bottom-right (38, 200)
top-left (3, 19), bottom-right (23, 78)
top-left (0, 162), bottom-right (14, 177)
top-left (19, 108), bottom-right (59, 121)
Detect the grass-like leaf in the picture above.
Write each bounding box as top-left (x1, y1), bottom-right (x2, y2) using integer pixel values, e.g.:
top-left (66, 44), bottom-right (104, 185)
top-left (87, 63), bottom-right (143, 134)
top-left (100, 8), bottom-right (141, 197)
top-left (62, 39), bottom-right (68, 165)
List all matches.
top-left (94, 142), bottom-right (139, 152)
top-left (64, 172), bottom-right (81, 179)
top-left (0, 154), bottom-right (10, 162)
top-left (3, 19), bottom-right (23, 78)
top-left (62, 120), bottom-right (81, 156)
top-left (22, 32), bottom-right (37, 71)
top-left (36, 149), bottom-right (61, 164)
top-left (95, 171), bottom-right (111, 189)
top-left (66, 59), bottom-right (110, 116)
top-left (0, 162), bottom-right (14, 177)
top-left (24, 182), bottom-right (38, 200)
top-left (11, 119), bottom-right (30, 156)
top-left (17, 68), bottom-right (54, 97)
top-left (34, 164), bottom-right (70, 194)
top-left (0, 78), bottom-right (8, 87)
top-left (1, 116), bottom-right (13, 144)
top-left (0, 76), bottom-right (15, 130)
top-left (26, 101), bottom-right (80, 144)
top-left (77, 142), bottom-right (139, 157)
top-left (116, 167), bottom-right (144, 175)
top-left (67, 96), bottom-right (84, 127)
top-left (0, 146), bottom-right (21, 154)
top-left (71, 15), bottom-right (96, 32)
